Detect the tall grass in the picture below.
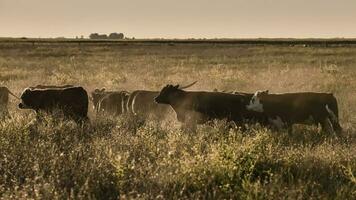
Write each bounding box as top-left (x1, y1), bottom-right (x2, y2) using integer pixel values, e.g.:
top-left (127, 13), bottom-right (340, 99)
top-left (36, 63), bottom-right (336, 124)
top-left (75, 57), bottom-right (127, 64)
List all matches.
top-left (0, 42), bottom-right (355, 199)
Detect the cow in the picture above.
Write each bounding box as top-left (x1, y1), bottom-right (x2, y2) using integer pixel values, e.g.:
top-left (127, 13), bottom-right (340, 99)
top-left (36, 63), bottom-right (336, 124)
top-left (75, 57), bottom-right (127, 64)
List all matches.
top-left (246, 90), bottom-right (342, 134)
top-left (90, 88), bottom-right (117, 113)
top-left (97, 91), bottom-right (130, 116)
top-left (154, 84), bottom-right (267, 130)
top-left (126, 81), bottom-right (197, 120)
top-left (18, 86), bottom-right (89, 123)
top-left (0, 86), bottom-right (20, 120)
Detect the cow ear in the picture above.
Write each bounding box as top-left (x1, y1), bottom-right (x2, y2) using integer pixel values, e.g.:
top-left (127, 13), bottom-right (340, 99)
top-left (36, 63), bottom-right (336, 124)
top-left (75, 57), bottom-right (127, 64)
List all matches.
top-left (264, 90), bottom-right (269, 94)
top-left (174, 85), bottom-right (179, 89)
top-left (100, 88), bottom-right (106, 92)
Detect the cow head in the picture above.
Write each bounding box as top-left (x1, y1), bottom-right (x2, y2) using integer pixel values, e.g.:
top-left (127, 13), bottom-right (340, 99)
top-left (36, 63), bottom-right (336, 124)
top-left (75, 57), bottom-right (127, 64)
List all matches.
top-left (18, 88), bottom-right (39, 109)
top-left (246, 90), bottom-right (269, 112)
top-left (155, 84), bottom-right (180, 104)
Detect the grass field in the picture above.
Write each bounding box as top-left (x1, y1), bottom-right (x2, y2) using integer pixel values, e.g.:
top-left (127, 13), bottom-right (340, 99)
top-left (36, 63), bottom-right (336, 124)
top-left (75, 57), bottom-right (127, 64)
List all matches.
top-left (0, 41), bottom-right (355, 199)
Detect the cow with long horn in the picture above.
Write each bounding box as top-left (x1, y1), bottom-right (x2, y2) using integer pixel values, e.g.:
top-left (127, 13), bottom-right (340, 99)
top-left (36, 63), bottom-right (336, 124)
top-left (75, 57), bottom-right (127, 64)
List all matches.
top-left (154, 84), bottom-right (267, 130)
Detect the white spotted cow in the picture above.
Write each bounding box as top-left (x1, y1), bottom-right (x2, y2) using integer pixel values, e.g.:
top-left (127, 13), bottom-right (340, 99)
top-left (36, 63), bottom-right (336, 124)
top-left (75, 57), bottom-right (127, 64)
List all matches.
top-left (246, 90), bottom-right (342, 134)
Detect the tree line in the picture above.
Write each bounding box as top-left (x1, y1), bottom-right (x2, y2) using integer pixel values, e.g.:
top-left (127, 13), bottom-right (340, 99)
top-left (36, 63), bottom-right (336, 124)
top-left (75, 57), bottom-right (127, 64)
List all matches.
top-left (89, 32), bottom-right (124, 39)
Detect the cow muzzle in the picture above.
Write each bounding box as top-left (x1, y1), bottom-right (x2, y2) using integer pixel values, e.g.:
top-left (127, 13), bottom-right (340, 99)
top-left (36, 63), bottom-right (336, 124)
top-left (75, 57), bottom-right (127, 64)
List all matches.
top-left (154, 96), bottom-right (165, 104)
top-left (18, 102), bottom-right (30, 109)
top-left (154, 97), bottom-right (160, 103)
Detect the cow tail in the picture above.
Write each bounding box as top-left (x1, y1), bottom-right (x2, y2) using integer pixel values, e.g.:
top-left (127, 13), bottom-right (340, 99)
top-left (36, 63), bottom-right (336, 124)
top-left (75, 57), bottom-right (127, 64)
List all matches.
top-left (326, 95), bottom-right (339, 121)
top-left (325, 95), bottom-right (342, 133)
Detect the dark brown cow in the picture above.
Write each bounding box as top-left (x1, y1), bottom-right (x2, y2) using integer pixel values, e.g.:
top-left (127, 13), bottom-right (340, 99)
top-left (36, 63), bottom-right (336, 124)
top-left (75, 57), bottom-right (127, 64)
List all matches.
top-left (246, 90), bottom-right (342, 133)
top-left (98, 91), bottom-right (130, 116)
top-left (155, 84), bottom-right (267, 129)
top-left (0, 87), bottom-right (20, 119)
top-left (18, 86), bottom-right (89, 122)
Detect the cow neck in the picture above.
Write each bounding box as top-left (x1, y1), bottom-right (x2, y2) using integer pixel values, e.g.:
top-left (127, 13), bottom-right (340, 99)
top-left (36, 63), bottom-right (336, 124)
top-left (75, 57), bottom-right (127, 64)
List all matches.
top-left (168, 89), bottom-right (186, 109)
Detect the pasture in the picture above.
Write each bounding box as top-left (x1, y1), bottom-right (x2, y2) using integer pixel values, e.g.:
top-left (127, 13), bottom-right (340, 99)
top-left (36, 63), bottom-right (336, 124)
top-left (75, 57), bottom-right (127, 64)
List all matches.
top-left (0, 40), bottom-right (355, 199)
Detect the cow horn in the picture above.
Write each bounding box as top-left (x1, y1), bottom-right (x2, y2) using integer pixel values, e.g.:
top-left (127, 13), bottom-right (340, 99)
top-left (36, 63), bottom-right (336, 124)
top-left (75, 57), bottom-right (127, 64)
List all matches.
top-left (178, 81), bottom-right (197, 89)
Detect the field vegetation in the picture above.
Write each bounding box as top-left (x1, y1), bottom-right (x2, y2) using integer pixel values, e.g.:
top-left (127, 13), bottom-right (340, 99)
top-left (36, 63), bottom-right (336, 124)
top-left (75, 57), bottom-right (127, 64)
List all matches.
top-left (0, 41), bottom-right (355, 199)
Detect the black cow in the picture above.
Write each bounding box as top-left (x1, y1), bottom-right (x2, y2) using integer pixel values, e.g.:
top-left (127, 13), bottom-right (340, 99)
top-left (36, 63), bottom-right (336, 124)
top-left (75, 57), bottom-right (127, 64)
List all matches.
top-left (18, 86), bottom-right (89, 122)
top-left (155, 84), bottom-right (266, 129)
top-left (246, 90), bottom-right (342, 133)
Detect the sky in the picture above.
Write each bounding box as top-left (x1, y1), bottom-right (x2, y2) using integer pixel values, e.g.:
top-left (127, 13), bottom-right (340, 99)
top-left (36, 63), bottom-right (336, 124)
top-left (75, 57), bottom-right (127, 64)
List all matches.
top-left (1, 0), bottom-right (356, 38)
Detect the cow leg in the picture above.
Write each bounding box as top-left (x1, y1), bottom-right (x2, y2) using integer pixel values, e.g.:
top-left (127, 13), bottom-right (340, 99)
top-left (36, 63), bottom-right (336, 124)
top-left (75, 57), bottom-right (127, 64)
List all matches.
top-left (287, 125), bottom-right (293, 135)
top-left (234, 120), bottom-right (247, 132)
top-left (181, 114), bottom-right (197, 133)
top-left (324, 105), bottom-right (343, 135)
top-left (321, 118), bottom-right (335, 135)
top-left (77, 116), bottom-right (90, 126)
top-left (332, 121), bottom-right (343, 135)
top-left (327, 117), bottom-right (342, 135)
top-left (181, 122), bottom-right (197, 133)
top-left (181, 112), bottom-right (200, 133)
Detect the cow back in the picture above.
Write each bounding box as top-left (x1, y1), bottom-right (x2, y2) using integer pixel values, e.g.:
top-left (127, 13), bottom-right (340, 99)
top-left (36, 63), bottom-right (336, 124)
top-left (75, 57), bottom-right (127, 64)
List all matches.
top-left (98, 91), bottom-right (129, 116)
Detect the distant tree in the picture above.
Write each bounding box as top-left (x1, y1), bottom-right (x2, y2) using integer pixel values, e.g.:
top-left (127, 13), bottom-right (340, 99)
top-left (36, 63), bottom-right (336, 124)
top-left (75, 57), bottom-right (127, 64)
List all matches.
top-left (89, 33), bottom-right (99, 39)
top-left (89, 33), bottom-right (108, 39)
top-left (109, 32), bottom-right (124, 39)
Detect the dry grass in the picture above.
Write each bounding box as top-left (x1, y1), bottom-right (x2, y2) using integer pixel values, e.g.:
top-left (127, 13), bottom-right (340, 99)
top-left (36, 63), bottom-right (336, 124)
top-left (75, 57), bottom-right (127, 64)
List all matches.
top-left (0, 42), bottom-right (355, 199)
